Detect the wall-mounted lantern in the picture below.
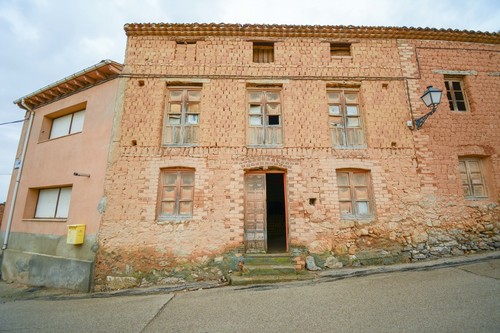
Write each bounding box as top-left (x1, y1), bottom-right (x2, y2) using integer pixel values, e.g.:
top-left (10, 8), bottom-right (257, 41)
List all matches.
top-left (414, 85), bottom-right (442, 130)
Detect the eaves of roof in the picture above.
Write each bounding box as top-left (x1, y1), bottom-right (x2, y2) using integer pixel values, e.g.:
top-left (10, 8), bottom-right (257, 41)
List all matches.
top-left (14, 59), bottom-right (123, 111)
top-left (124, 23), bottom-right (500, 44)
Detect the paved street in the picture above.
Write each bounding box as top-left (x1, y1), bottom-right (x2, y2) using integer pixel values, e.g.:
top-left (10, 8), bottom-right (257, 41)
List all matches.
top-left (1, 258), bottom-right (499, 333)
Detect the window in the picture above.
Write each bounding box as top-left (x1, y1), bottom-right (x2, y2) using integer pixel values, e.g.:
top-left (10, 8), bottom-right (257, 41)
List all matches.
top-left (247, 89), bottom-right (283, 146)
top-left (163, 87), bottom-right (201, 145)
top-left (337, 170), bottom-right (373, 218)
top-left (444, 77), bottom-right (468, 112)
top-left (328, 89), bottom-right (365, 147)
top-left (330, 43), bottom-right (351, 57)
top-left (158, 169), bottom-right (194, 218)
top-left (253, 42), bottom-right (274, 63)
top-left (459, 158), bottom-right (488, 198)
top-left (49, 110), bottom-right (85, 139)
top-left (34, 187), bottom-right (72, 219)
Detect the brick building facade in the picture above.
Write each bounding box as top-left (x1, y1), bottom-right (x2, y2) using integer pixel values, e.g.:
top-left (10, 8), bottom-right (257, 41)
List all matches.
top-left (94, 24), bottom-right (499, 289)
top-left (2, 24), bottom-right (499, 291)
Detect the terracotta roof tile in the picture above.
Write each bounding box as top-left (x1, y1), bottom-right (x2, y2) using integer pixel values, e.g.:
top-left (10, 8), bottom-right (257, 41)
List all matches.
top-left (124, 23), bottom-right (499, 44)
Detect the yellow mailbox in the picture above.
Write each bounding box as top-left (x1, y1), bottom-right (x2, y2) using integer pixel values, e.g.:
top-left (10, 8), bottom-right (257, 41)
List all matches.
top-left (67, 224), bottom-right (86, 244)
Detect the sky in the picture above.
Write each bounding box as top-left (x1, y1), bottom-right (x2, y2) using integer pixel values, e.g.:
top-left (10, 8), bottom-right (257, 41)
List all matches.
top-left (0, 0), bottom-right (499, 203)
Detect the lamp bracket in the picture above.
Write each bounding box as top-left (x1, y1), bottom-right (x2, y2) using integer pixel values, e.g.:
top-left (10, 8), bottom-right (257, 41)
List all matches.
top-left (414, 106), bottom-right (437, 130)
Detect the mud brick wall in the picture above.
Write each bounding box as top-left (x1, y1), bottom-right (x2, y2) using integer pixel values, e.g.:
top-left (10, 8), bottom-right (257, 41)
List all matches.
top-left (95, 31), bottom-right (499, 288)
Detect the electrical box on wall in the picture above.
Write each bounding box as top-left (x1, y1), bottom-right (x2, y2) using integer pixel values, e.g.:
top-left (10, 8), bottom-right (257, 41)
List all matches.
top-left (67, 224), bottom-right (86, 244)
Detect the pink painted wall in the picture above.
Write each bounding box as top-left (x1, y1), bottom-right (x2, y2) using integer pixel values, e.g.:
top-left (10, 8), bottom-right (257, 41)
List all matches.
top-left (1, 78), bottom-right (121, 237)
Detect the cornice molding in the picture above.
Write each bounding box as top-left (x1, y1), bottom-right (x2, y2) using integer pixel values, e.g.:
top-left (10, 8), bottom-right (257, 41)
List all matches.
top-left (124, 23), bottom-right (500, 44)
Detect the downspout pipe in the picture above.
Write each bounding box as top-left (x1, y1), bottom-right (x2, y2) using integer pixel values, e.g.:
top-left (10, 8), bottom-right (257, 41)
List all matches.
top-left (2, 99), bottom-right (34, 251)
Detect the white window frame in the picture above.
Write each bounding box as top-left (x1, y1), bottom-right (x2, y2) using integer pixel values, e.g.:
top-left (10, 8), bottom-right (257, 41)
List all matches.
top-left (34, 187), bottom-right (72, 219)
top-left (49, 110), bottom-right (85, 139)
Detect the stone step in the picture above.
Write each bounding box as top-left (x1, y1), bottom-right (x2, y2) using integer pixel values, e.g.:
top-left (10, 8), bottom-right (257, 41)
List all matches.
top-left (245, 265), bottom-right (297, 276)
top-left (240, 253), bottom-right (295, 266)
top-left (230, 271), bottom-right (312, 286)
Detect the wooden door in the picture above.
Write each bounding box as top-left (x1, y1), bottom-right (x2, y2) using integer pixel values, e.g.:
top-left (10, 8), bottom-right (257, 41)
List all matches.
top-left (244, 174), bottom-right (267, 253)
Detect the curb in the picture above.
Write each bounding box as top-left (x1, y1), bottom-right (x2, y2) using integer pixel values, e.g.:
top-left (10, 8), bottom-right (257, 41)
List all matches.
top-left (1, 251), bottom-right (498, 300)
top-left (317, 251), bottom-right (500, 282)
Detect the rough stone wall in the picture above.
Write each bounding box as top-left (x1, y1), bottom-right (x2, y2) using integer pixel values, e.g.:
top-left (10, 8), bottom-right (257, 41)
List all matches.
top-left (96, 34), bottom-right (499, 289)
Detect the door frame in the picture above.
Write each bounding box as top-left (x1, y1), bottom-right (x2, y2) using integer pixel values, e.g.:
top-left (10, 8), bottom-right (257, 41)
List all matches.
top-left (244, 169), bottom-right (289, 253)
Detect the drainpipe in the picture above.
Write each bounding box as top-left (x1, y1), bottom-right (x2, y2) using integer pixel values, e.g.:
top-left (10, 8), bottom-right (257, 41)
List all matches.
top-left (2, 99), bottom-right (34, 251)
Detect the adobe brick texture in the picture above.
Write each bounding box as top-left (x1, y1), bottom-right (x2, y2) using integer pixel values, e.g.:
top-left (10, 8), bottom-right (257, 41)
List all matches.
top-left (95, 29), bottom-right (500, 290)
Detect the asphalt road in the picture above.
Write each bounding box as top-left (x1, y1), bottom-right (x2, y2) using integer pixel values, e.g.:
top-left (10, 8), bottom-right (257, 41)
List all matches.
top-left (1, 259), bottom-right (498, 333)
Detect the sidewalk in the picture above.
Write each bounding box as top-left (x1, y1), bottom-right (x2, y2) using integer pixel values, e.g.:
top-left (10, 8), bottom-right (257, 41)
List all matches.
top-left (1, 251), bottom-right (498, 302)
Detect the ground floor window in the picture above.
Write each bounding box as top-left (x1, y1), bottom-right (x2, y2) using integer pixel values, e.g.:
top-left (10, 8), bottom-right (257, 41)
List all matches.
top-left (158, 169), bottom-right (195, 218)
top-left (459, 157), bottom-right (488, 199)
top-left (336, 169), bottom-right (373, 218)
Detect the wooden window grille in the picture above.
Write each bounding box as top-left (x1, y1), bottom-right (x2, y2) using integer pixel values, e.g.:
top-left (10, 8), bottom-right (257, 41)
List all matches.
top-left (247, 89), bottom-right (283, 146)
top-left (328, 89), bottom-right (366, 147)
top-left (330, 43), bottom-right (351, 57)
top-left (458, 158), bottom-right (488, 198)
top-left (158, 169), bottom-right (194, 218)
top-left (337, 170), bottom-right (373, 218)
top-left (163, 87), bottom-right (201, 145)
top-left (253, 42), bottom-right (274, 63)
top-left (444, 77), bottom-right (469, 112)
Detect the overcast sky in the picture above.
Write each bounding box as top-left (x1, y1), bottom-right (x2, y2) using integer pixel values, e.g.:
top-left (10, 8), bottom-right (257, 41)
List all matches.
top-left (0, 0), bottom-right (499, 202)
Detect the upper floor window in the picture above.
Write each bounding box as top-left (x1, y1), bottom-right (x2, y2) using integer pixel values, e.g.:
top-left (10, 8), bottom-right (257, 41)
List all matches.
top-left (49, 110), bottom-right (85, 139)
top-left (444, 77), bottom-right (468, 112)
top-left (328, 89), bottom-right (366, 148)
top-left (253, 42), bottom-right (274, 63)
top-left (163, 87), bottom-right (201, 145)
top-left (336, 170), bottom-right (373, 218)
top-left (459, 157), bottom-right (488, 199)
top-left (34, 187), bottom-right (72, 219)
top-left (247, 88), bottom-right (283, 146)
top-left (330, 43), bottom-right (351, 57)
top-left (158, 169), bottom-right (194, 219)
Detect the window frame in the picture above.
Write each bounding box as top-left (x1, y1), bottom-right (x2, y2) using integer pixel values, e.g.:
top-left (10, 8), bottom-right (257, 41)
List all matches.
top-left (246, 87), bottom-right (283, 147)
top-left (253, 42), bottom-right (275, 63)
top-left (458, 157), bottom-right (488, 199)
top-left (444, 76), bottom-right (469, 112)
top-left (330, 43), bottom-right (351, 57)
top-left (157, 169), bottom-right (195, 220)
top-left (48, 109), bottom-right (86, 140)
top-left (336, 169), bottom-right (374, 219)
top-left (328, 88), bottom-right (366, 148)
top-left (163, 86), bottom-right (201, 146)
top-left (34, 186), bottom-right (72, 219)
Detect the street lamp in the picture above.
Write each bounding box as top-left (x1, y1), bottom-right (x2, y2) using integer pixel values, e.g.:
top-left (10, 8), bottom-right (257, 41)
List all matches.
top-left (414, 85), bottom-right (442, 130)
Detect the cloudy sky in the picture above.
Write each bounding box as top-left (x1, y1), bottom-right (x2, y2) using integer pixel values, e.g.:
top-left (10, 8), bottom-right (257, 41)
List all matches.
top-left (0, 0), bottom-right (499, 202)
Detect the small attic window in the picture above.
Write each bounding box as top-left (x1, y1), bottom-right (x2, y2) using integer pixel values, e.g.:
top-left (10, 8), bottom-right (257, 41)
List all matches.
top-left (253, 42), bottom-right (274, 63)
top-left (176, 40), bottom-right (197, 45)
top-left (330, 43), bottom-right (351, 57)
